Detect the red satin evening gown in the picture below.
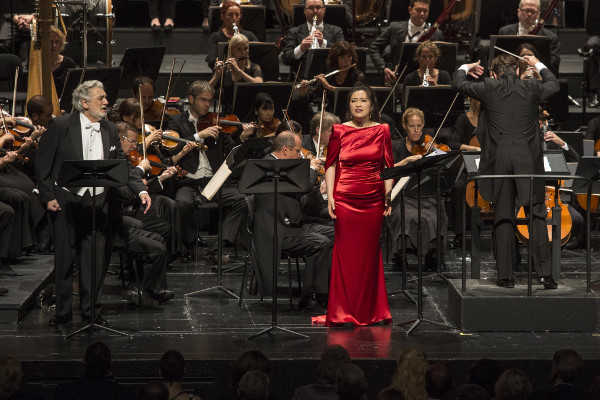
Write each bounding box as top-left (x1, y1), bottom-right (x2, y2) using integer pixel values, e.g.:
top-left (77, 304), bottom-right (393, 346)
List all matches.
top-left (324, 123), bottom-right (393, 326)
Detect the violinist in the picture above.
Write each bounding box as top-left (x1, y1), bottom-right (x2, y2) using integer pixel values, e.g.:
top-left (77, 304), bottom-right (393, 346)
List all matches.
top-left (388, 108), bottom-right (447, 271)
top-left (246, 92), bottom-right (280, 138)
top-left (301, 111), bottom-right (336, 158)
top-left (27, 95), bottom-right (53, 130)
top-left (166, 80), bottom-right (249, 264)
top-left (368, 0), bottom-right (444, 85)
top-left (403, 41), bottom-right (451, 87)
top-left (209, 33), bottom-right (264, 115)
top-left (132, 76), bottom-right (168, 124)
top-left (205, 0), bottom-right (258, 71)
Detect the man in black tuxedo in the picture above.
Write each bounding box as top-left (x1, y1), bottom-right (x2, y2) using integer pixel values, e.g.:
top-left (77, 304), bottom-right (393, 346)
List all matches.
top-left (36, 80), bottom-right (151, 326)
top-left (529, 349), bottom-right (585, 400)
top-left (166, 80), bottom-right (252, 263)
top-left (282, 0), bottom-right (345, 79)
top-left (253, 131), bottom-right (333, 314)
top-left (452, 54), bottom-right (560, 289)
top-left (498, 0), bottom-right (560, 74)
top-left (368, 0), bottom-right (444, 85)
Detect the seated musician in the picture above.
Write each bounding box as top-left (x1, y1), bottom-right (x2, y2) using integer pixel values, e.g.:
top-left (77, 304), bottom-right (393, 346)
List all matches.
top-left (517, 43), bottom-right (543, 80)
top-left (209, 33), bottom-right (263, 115)
top-left (298, 0), bottom-right (352, 27)
top-left (0, 14), bottom-right (32, 58)
top-left (246, 92), bottom-right (280, 137)
top-left (50, 26), bottom-right (76, 97)
top-left (584, 115), bottom-right (600, 143)
top-left (206, 0), bottom-right (259, 71)
top-left (27, 95), bottom-right (53, 131)
top-left (166, 80), bottom-right (249, 264)
top-left (368, 0), bottom-right (444, 85)
top-left (584, 34), bottom-right (600, 107)
top-left (403, 41), bottom-right (451, 87)
top-left (388, 108), bottom-right (447, 270)
top-left (131, 76), bottom-right (173, 125)
top-left (0, 151), bottom-right (20, 277)
top-left (253, 131), bottom-right (333, 314)
top-left (281, 0), bottom-right (345, 79)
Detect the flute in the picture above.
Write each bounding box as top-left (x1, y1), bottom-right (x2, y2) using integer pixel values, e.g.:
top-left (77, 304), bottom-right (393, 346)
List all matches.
top-left (294, 64), bottom-right (356, 90)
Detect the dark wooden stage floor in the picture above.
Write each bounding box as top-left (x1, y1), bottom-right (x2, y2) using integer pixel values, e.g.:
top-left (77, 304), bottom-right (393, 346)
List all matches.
top-left (3, 234), bottom-right (600, 398)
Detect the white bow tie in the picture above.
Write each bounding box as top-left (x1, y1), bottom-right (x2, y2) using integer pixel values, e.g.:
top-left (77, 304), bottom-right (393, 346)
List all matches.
top-left (85, 122), bottom-right (100, 132)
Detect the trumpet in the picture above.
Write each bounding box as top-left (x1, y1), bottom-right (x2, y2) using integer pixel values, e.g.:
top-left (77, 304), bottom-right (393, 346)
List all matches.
top-left (310, 15), bottom-right (319, 49)
top-left (294, 64), bottom-right (356, 90)
top-left (422, 66), bottom-right (430, 87)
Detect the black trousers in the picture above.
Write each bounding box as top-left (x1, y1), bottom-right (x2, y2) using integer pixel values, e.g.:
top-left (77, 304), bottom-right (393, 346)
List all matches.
top-left (50, 189), bottom-right (110, 318)
top-left (0, 187), bottom-right (33, 259)
top-left (147, 0), bottom-right (176, 20)
top-left (586, 35), bottom-right (600, 91)
top-left (0, 201), bottom-right (14, 260)
top-left (148, 194), bottom-right (180, 255)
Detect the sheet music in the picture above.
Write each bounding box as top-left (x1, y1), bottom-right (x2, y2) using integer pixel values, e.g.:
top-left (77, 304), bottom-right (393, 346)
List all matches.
top-left (391, 176), bottom-right (411, 201)
top-left (543, 155), bottom-right (551, 172)
top-left (201, 162), bottom-right (232, 201)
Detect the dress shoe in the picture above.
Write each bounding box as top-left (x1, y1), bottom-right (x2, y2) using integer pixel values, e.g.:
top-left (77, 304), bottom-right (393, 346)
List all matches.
top-left (122, 289), bottom-right (159, 308)
top-left (151, 24), bottom-right (161, 31)
top-left (150, 290), bottom-right (175, 305)
top-left (0, 287), bottom-right (7, 295)
top-left (163, 23), bottom-right (173, 32)
top-left (180, 250), bottom-right (193, 263)
top-left (82, 315), bottom-right (109, 325)
top-left (299, 298), bottom-right (326, 315)
top-left (49, 314), bottom-right (72, 326)
top-left (448, 234), bottom-right (462, 249)
top-left (424, 251), bottom-right (437, 272)
top-left (206, 251), bottom-right (230, 265)
top-left (497, 278), bottom-right (515, 288)
top-left (538, 276), bottom-right (558, 289)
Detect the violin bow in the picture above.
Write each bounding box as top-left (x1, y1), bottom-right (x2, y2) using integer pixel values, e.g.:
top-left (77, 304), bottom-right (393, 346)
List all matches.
top-left (424, 92), bottom-right (460, 156)
top-left (138, 84), bottom-right (147, 160)
top-left (12, 67), bottom-right (18, 118)
top-left (282, 109), bottom-right (295, 135)
top-left (316, 90), bottom-right (326, 160)
top-left (380, 64), bottom-right (408, 114)
top-left (159, 58), bottom-right (177, 131)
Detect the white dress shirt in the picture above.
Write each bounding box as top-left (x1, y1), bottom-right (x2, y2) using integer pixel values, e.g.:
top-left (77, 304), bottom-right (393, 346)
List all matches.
top-left (406, 20), bottom-right (425, 43)
top-left (78, 113), bottom-right (105, 196)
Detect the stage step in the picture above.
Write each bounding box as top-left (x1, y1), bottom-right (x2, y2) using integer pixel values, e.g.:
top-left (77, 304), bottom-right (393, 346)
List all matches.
top-left (448, 278), bottom-right (599, 332)
top-left (0, 256), bottom-right (54, 323)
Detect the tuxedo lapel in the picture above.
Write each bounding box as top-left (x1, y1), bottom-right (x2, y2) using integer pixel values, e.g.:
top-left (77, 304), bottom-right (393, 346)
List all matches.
top-left (69, 112), bottom-right (84, 160)
top-left (180, 111), bottom-right (196, 140)
top-left (100, 122), bottom-right (110, 159)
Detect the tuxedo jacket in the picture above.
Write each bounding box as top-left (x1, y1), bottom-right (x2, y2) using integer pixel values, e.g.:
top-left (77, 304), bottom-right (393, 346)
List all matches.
top-left (35, 111), bottom-right (146, 205)
top-left (301, 134), bottom-right (317, 156)
top-left (165, 110), bottom-right (236, 180)
top-left (452, 68), bottom-right (559, 203)
top-left (368, 21), bottom-right (444, 73)
top-left (281, 22), bottom-right (345, 67)
top-left (498, 23), bottom-right (561, 73)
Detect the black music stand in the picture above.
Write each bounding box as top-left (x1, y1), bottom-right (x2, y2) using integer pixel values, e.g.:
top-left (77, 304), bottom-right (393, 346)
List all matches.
top-left (60, 67), bottom-right (122, 111)
top-left (232, 82), bottom-right (293, 121)
top-left (57, 159), bottom-right (130, 338)
top-left (382, 152), bottom-right (460, 335)
top-left (404, 87), bottom-right (464, 130)
top-left (393, 42), bottom-right (458, 78)
top-left (118, 46), bottom-right (166, 89)
top-left (239, 158), bottom-right (310, 340)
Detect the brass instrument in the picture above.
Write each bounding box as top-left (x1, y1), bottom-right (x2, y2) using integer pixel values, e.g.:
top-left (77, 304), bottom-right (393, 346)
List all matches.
top-left (353, 0), bottom-right (386, 26)
top-left (310, 15), bottom-right (319, 49)
top-left (422, 66), bottom-right (430, 87)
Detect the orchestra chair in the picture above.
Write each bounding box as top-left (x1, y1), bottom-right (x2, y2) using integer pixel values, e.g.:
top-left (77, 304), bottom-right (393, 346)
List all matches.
top-left (0, 54), bottom-right (27, 114)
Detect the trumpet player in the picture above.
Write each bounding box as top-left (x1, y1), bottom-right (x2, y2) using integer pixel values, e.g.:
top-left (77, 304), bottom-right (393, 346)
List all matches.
top-left (282, 0), bottom-right (344, 79)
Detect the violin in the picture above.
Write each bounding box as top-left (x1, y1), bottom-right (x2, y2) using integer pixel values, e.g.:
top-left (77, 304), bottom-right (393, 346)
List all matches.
top-left (146, 99), bottom-right (180, 121)
top-left (256, 118), bottom-right (280, 137)
top-left (128, 149), bottom-right (187, 178)
top-left (0, 147), bottom-right (29, 163)
top-left (410, 134), bottom-right (450, 156)
top-left (138, 124), bottom-right (206, 151)
top-left (301, 147), bottom-right (326, 179)
top-left (196, 112), bottom-right (259, 135)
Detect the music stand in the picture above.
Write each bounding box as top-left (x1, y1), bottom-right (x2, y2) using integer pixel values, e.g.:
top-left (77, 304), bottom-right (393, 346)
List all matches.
top-left (118, 46), bottom-right (166, 89)
top-left (239, 158), bottom-right (310, 340)
top-left (404, 87), bottom-right (464, 129)
top-left (57, 159), bottom-right (130, 338)
top-left (60, 67), bottom-right (122, 111)
top-left (393, 42), bottom-right (457, 78)
top-left (333, 86), bottom-right (394, 120)
top-left (232, 82), bottom-right (293, 121)
top-left (489, 35), bottom-right (552, 68)
top-left (382, 152), bottom-right (460, 335)
top-left (218, 42), bottom-right (280, 82)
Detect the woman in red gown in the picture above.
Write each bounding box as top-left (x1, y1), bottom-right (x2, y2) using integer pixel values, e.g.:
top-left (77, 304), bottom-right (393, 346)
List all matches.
top-left (324, 85), bottom-right (394, 326)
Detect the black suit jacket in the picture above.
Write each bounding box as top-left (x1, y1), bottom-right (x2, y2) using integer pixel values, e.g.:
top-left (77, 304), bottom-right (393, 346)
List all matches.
top-left (282, 22), bottom-right (345, 70)
top-left (368, 21), bottom-right (444, 73)
top-left (452, 67), bottom-right (560, 203)
top-left (35, 111), bottom-right (146, 205)
top-left (498, 23), bottom-right (561, 74)
top-left (301, 134), bottom-right (317, 155)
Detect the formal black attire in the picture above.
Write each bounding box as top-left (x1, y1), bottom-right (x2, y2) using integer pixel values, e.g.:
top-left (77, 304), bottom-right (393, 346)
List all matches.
top-left (0, 164), bottom-right (35, 257)
top-left (211, 63), bottom-right (263, 114)
top-left (498, 23), bottom-right (561, 74)
top-left (299, 135), bottom-right (331, 225)
top-left (452, 65), bottom-right (560, 280)
top-left (205, 29), bottom-right (258, 70)
top-left (281, 22), bottom-right (345, 79)
top-left (0, 201), bottom-right (14, 261)
top-left (368, 21), bottom-right (444, 74)
top-left (52, 56), bottom-right (76, 97)
top-left (584, 115), bottom-right (600, 142)
top-left (166, 110), bottom-right (248, 250)
top-left (403, 69), bottom-right (451, 86)
top-left (35, 111), bottom-right (147, 319)
top-left (147, 0), bottom-right (176, 22)
top-left (252, 153), bottom-right (333, 299)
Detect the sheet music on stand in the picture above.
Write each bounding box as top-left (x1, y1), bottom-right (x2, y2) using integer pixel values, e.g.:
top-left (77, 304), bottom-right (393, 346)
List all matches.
top-left (391, 176), bottom-right (411, 201)
top-left (201, 150), bottom-right (235, 201)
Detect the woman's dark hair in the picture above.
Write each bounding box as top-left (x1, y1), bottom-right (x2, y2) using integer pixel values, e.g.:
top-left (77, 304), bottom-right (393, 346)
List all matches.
top-left (247, 92), bottom-right (274, 122)
top-left (220, 0), bottom-right (242, 29)
top-left (84, 342), bottom-right (112, 378)
top-left (118, 98), bottom-right (141, 121)
top-left (276, 119), bottom-right (302, 136)
top-left (345, 85), bottom-right (381, 123)
top-left (516, 42), bottom-right (540, 59)
top-left (231, 350), bottom-right (271, 390)
top-left (159, 350), bottom-right (185, 383)
top-left (327, 40), bottom-right (357, 71)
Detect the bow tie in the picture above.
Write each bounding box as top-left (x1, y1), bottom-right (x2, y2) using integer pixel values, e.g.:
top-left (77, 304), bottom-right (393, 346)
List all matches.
top-left (85, 122), bottom-right (100, 132)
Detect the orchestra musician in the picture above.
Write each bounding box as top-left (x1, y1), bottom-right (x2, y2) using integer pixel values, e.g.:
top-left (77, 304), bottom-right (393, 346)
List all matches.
top-left (517, 43), bottom-right (543, 80)
top-left (165, 80), bottom-right (249, 264)
top-left (402, 41), bottom-right (451, 87)
top-left (147, 0), bottom-right (175, 31)
top-left (0, 151), bottom-right (19, 284)
top-left (253, 130), bottom-right (332, 314)
top-left (388, 108), bottom-right (448, 271)
top-left (206, 0), bottom-right (259, 71)
top-left (131, 77), bottom-right (169, 124)
top-left (452, 54), bottom-right (559, 289)
top-left (36, 80), bottom-right (151, 326)
top-left (297, 0), bottom-right (353, 28)
top-left (281, 0), bottom-right (345, 79)
top-left (246, 92), bottom-right (280, 138)
top-left (50, 26), bottom-right (76, 97)
top-left (368, 0), bottom-right (444, 85)
top-left (0, 14), bottom-right (33, 58)
top-left (209, 33), bottom-right (264, 115)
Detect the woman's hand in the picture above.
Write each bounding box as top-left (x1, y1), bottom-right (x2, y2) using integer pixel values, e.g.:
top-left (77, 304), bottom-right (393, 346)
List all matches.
top-left (383, 192), bottom-right (392, 216)
top-left (328, 197), bottom-right (336, 219)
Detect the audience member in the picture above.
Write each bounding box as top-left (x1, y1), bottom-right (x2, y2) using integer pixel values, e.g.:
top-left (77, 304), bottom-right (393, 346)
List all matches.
top-left (589, 374), bottom-right (600, 400)
top-left (493, 369), bottom-right (531, 400)
top-left (376, 387), bottom-right (405, 400)
top-left (335, 364), bottom-right (367, 400)
top-left (220, 350), bottom-right (271, 400)
top-left (0, 356), bottom-right (40, 400)
top-left (467, 359), bottom-right (504, 399)
top-left (390, 348), bottom-right (428, 400)
top-left (53, 342), bottom-right (132, 400)
top-left (159, 350), bottom-right (201, 400)
top-left (446, 384), bottom-right (490, 400)
top-left (139, 382), bottom-right (169, 400)
top-left (238, 371), bottom-right (270, 400)
top-left (425, 363), bottom-right (452, 400)
top-left (292, 345), bottom-right (351, 400)
top-left (530, 349), bottom-right (585, 400)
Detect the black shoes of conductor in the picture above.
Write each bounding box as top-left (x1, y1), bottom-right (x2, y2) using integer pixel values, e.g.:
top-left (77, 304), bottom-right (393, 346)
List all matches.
top-left (496, 278), bottom-right (515, 288)
top-left (496, 277), bottom-right (558, 289)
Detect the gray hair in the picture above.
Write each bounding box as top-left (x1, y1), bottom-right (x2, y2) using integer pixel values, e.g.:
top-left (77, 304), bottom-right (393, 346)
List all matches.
top-left (72, 80), bottom-right (104, 112)
top-left (310, 111), bottom-right (340, 138)
top-left (272, 131), bottom-right (296, 152)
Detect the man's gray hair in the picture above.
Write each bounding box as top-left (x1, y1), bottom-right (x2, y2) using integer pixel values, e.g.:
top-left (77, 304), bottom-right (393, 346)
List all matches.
top-left (72, 80), bottom-right (104, 112)
top-left (272, 131), bottom-right (296, 152)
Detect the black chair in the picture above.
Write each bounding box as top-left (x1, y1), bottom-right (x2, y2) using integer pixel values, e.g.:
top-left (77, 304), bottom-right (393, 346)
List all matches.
top-left (0, 54), bottom-right (27, 114)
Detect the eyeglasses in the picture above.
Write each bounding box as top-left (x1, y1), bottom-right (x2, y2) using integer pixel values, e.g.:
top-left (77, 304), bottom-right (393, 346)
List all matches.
top-left (305, 5), bottom-right (324, 11)
top-left (519, 8), bottom-right (540, 15)
top-left (121, 135), bottom-right (137, 145)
